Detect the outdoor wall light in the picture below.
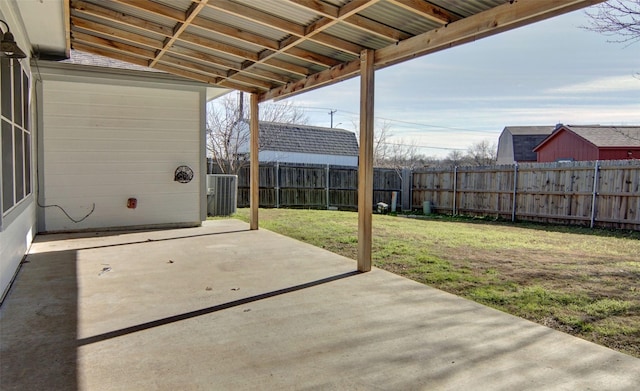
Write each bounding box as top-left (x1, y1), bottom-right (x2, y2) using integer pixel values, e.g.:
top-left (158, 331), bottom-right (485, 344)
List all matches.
top-left (0, 20), bottom-right (27, 59)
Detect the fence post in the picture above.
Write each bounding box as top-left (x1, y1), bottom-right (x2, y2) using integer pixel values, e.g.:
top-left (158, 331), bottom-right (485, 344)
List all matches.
top-left (326, 164), bottom-right (330, 209)
top-left (275, 162), bottom-right (280, 208)
top-left (401, 168), bottom-right (412, 211)
top-left (512, 163), bottom-right (518, 222)
top-left (452, 166), bottom-right (458, 216)
top-left (590, 160), bottom-right (600, 228)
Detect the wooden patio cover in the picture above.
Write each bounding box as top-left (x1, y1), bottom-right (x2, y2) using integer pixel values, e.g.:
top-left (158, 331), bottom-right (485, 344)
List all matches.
top-left (67, 0), bottom-right (604, 271)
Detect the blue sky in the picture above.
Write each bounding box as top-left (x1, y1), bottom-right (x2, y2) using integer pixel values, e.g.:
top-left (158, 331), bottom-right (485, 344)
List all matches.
top-left (269, 7), bottom-right (640, 158)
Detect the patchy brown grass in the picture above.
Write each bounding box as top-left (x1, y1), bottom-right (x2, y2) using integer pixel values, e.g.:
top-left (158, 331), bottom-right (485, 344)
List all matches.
top-left (231, 209), bottom-right (640, 357)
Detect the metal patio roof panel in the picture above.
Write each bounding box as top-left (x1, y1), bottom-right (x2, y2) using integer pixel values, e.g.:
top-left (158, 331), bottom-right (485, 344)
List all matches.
top-left (67, 0), bottom-right (605, 99)
top-left (296, 40), bottom-right (359, 64)
top-left (76, 0), bottom-right (180, 26)
top-left (70, 8), bottom-right (168, 42)
top-left (234, 0), bottom-right (323, 26)
top-left (183, 24), bottom-right (265, 53)
top-left (357, 1), bottom-right (443, 36)
top-left (429, 0), bottom-right (506, 17)
top-left (323, 23), bottom-right (394, 50)
top-left (197, 5), bottom-right (292, 41)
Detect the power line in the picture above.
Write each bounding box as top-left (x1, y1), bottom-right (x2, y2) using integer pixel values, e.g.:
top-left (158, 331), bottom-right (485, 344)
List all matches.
top-left (275, 104), bottom-right (498, 134)
top-left (382, 142), bottom-right (465, 151)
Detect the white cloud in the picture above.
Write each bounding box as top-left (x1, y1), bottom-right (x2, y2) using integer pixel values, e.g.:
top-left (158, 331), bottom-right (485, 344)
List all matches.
top-left (546, 75), bottom-right (640, 94)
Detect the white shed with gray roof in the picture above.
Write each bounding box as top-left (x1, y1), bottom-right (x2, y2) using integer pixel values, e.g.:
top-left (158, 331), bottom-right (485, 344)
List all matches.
top-left (240, 121), bottom-right (359, 166)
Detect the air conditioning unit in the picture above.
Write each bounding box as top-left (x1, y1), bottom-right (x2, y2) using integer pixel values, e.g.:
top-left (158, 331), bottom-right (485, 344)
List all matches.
top-left (207, 174), bottom-right (238, 216)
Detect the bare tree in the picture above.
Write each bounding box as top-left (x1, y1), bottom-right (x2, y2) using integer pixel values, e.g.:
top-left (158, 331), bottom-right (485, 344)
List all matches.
top-left (206, 93), bottom-right (308, 174)
top-left (443, 150), bottom-right (468, 167)
top-left (373, 120), bottom-right (393, 166)
top-left (585, 0), bottom-right (640, 45)
top-left (358, 120), bottom-right (427, 169)
top-left (466, 139), bottom-right (497, 166)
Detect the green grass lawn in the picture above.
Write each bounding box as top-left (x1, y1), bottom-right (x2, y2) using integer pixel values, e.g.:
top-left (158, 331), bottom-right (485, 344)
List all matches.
top-left (230, 208), bottom-right (640, 358)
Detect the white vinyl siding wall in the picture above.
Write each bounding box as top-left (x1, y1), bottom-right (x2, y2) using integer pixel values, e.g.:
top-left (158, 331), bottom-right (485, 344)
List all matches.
top-left (41, 80), bottom-right (201, 232)
top-left (0, 4), bottom-right (36, 300)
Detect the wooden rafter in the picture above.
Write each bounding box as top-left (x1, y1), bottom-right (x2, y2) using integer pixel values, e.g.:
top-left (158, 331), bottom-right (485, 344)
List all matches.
top-left (260, 0), bottom-right (605, 102)
top-left (67, 0), bottom-right (605, 100)
top-left (386, 0), bottom-right (461, 24)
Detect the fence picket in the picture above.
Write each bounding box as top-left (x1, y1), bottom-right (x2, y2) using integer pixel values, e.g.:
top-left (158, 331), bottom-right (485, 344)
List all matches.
top-left (208, 159), bottom-right (640, 230)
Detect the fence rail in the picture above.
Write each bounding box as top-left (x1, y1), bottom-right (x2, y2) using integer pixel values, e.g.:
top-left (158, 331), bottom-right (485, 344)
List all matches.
top-left (209, 160), bottom-right (640, 230)
top-left (412, 160), bottom-right (639, 230)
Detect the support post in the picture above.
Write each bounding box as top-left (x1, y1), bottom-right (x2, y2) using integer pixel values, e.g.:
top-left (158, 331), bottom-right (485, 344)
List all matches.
top-left (511, 163), bottom-right (518, 222)
top-left (358, 49), bottom-right (375, 272)
top-left (452, 166), bottom-right (458, 216)
top-left (275, 162), bottom-right (280, 208)
top-left (326, 164), bottom-right (330, 209)
top-left (590, 160), bottom-right (600, 229)
top-left (401, 168), bottom-right (412, 211)
top-left (249, 94), bottom-right (259, 230)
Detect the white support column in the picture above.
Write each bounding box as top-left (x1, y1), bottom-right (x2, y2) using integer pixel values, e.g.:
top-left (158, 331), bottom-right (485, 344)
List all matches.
top-left (250, 94), bottom-right (259, 230)
top-left (358, 49), bottom-right (375, 272)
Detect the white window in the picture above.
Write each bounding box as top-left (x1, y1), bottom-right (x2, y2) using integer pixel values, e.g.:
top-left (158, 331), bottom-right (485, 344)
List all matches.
top-left (1, 58), bottom-right (31, 215)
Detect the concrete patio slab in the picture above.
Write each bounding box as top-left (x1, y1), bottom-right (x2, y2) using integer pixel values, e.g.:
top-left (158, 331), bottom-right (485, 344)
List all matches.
top-left (1, 219), bottom-right (638, 390)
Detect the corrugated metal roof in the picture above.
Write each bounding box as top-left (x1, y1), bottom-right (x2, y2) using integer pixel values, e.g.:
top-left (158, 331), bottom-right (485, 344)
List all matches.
top-left (198, 6), bottom-right (290, 42)
top-left (67, 0), bottom-right (602, 99)
top-left (234, 0), bottom-right (322, 26)
top-left (430, 0), bottom-right (506, 18)
top-left (184, 24), bottom-right (264, 53)
top-left (324, 23), bottom-right (393, 49)
top-left (358, 2), bottom-right (441, 36)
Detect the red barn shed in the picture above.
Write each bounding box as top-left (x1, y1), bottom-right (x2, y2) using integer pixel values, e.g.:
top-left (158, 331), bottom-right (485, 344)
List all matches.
top-left (534, 125), bottom-right (640, 162)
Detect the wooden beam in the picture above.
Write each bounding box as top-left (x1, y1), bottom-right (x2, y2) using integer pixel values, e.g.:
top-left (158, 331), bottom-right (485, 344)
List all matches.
top-left (259, 59), bottom-right (360, 102)
top-left (71, 17), bottom-right (164, 49)
top-left (159, 54), bottom-right (227, 78)
top-left (169, 45), bottom-right (242, 70)
top-left (262, 0), bottom-right (604, 101)
top-left (190, 15), bottom-right (280, 50)
top-left (150, 0), bottom-right (209, 67)
top-left (375, 0), bottom-right (606, 69)
top-left (72, 31), bottom-right (157, 58)
top-left (72, 42), bottom-right (152, 68)
top-left (179, 31), bottom-right (259, 61)
top-left (386, 0), bottom-right (461, 24)
top-left (358, 49), bottom-right (374, 272)
top-left (72, 0), bottom-right (301, 83)
top-left (63, 0), bottom-right (71, 57)
top-left (286, 0), bottom-right (339, 18)
top-left (249, 94), bottom-right (260, 230)
top-left (345, 14), bottom-right (410, 42)
top-left (71, 0), bottom-right (173, 37)
top-left (109, 0), bottom-right (185, 22)
top-left (208, 0), bottom-right (305, 36)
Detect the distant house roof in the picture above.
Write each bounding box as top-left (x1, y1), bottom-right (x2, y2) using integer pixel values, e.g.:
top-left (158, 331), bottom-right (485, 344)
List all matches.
top-left (504, 126), bottom-right (555, 136)
top-left (534, 125), bottom-right (640, 151)
top-left (498, 126), bottom-right (554, 163)
top-left (259, 122), bottom-right (359, 156)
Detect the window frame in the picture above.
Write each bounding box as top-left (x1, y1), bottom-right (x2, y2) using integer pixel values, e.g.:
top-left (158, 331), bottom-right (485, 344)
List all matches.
top-left (1, 58), bottom-right (31, 220)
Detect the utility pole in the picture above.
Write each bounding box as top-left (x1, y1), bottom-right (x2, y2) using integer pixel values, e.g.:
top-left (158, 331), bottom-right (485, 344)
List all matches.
top-left (329, 109), bottom-right (337, 128)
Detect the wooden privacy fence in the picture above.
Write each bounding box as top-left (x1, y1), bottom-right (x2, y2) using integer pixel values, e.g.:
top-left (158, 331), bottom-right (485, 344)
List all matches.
top-left (209, 160), bottom-right (640, 230)
top-left (413, 160), bottom-right (640, 230)
top-left (212, 163), bottom-right (407, 210)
